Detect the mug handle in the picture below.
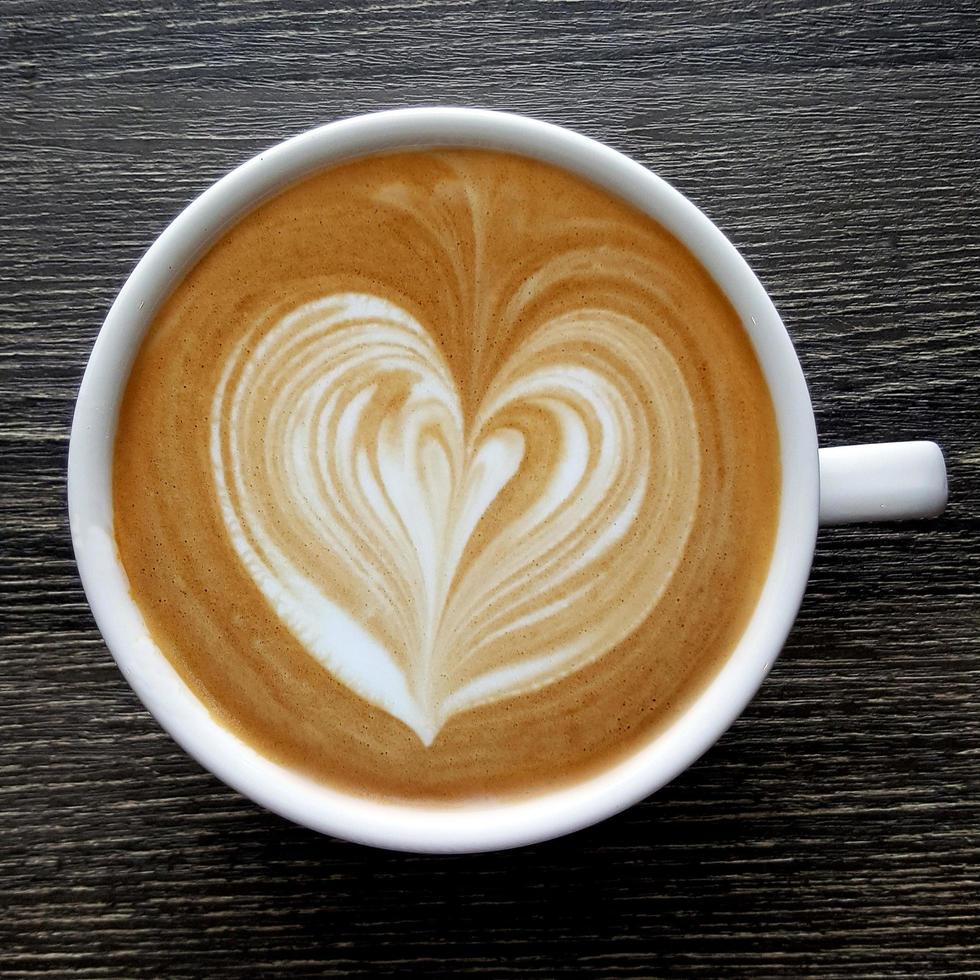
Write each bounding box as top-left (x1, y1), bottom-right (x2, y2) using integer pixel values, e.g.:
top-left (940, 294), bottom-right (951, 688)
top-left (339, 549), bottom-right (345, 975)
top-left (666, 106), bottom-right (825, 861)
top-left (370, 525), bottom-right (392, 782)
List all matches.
top-left (819, 442), bottom-right (948, 526)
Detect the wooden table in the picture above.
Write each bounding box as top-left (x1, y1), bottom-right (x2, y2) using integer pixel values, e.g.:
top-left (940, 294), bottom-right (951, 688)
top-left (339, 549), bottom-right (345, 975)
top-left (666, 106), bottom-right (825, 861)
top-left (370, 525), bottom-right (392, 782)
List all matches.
top-left (2, 1), bottom-right (977, 975)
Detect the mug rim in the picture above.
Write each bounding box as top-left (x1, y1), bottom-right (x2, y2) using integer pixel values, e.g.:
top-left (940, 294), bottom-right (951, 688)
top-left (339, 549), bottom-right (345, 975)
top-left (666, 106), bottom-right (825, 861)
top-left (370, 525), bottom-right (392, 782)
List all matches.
top-left (68, 107), bottom-right (819, 852)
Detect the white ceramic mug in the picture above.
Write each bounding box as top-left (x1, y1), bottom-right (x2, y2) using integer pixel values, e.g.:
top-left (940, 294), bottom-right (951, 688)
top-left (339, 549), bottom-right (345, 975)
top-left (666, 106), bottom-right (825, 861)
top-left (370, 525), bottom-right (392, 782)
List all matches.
top-left (68, 108), bottom-right (948, 852)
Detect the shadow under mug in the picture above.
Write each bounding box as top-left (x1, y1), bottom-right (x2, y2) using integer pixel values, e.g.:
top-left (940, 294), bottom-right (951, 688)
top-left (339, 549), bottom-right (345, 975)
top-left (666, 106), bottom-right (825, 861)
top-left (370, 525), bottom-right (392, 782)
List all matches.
top-left (68, 108), bottom-right (948, 852)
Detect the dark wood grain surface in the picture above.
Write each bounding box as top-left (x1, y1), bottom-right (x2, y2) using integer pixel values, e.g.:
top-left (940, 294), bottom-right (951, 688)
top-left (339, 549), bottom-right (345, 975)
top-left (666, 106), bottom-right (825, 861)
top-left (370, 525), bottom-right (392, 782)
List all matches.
top-left (2, 1), bottom-right (978, 976)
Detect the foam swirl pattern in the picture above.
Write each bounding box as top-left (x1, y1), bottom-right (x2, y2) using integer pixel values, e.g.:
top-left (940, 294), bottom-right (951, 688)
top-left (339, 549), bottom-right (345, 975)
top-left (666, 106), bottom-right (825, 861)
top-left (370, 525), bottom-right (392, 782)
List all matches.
top-left (212, 293), bottom-right (699, 744)
top-left (113, 149), bottom-right (780, 800)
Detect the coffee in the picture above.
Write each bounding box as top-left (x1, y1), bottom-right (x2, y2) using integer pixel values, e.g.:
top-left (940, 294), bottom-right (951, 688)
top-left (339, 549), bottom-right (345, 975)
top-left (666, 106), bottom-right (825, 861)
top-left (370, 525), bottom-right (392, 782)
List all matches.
top-left (114, 149), bottom-right (780, 801)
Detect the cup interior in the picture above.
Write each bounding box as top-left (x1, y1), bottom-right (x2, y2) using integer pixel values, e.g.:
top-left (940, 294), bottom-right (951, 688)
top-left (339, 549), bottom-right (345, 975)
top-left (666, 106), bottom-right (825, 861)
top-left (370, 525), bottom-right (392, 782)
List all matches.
top-left (68, 108), bottom-right (819, 852)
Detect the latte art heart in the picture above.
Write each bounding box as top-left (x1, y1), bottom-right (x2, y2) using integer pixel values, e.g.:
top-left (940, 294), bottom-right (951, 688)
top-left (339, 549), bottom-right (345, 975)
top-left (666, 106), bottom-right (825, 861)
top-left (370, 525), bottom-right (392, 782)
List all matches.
top-left (211, 292), bottom-right (700, 744)
top-left (115, 149), bottom-right (782, 799)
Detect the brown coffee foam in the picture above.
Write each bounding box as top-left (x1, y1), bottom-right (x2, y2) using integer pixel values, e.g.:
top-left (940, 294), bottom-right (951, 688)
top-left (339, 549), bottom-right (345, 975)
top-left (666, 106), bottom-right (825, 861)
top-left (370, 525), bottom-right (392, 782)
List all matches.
top-left (113, 149), bottom-right (780, 801)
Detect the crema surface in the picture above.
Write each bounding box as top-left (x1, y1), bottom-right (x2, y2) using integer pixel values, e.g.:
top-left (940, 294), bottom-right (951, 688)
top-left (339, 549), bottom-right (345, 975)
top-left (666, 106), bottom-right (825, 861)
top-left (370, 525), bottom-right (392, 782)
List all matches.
top-left (114, 150), bottom-right (780, 801)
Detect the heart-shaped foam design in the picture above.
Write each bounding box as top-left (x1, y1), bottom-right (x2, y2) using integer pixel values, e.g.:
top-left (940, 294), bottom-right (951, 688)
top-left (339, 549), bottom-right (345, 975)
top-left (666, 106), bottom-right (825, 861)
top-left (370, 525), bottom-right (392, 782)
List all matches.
top-left (211, 293), bottom-right (700, 745)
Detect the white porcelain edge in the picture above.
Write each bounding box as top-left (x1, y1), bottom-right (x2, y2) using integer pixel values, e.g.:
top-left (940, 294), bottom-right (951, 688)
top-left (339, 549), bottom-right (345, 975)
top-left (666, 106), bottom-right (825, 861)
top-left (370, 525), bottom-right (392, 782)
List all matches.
top-left (68, 107), bottom-right (819, 853)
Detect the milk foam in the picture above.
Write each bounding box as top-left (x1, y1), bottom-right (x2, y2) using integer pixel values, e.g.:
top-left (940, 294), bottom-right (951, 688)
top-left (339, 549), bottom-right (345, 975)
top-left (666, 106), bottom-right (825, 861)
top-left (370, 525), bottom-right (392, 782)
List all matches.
top-left (211, 292), bottom-right (700, 744)
top-left (114, 148), bottom-right (782, 799)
